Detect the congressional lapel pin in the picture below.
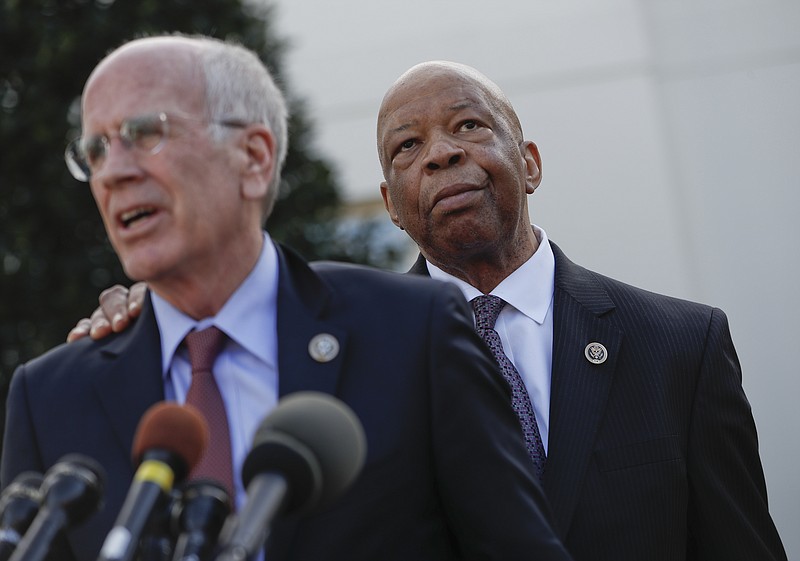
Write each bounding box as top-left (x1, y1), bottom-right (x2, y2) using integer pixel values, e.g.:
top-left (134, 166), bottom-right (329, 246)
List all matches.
top-left (308, 333), bottom-right (340, 363)
top-left (584, 342), bottom-right (608, 365)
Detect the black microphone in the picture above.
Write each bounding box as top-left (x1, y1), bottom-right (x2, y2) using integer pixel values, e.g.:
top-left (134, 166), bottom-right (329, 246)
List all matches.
top-left (9, 455), bottom-right (105, 561)
top-left (97, 402), bottom-right (208, 561)
top-left (169, 480), bottom-right (231, 561)
top-left (215, 392), bottom-right (366, 561)
top-left (0, 472), bottom-right (43, 561)
top-left (137, 489), bottom-right (181, 561)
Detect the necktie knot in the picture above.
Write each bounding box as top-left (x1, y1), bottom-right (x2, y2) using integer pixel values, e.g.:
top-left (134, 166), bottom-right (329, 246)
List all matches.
top-left (185, 326), bottom-right (226, 374)
top-left (472, 294), bottom-right (506, 331)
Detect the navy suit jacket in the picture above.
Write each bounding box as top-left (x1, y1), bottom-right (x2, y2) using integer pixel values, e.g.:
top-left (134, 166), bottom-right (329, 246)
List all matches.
top-left (1, 244), bottom-right (572, 561)
top-left (409, 240), bottom-right (786, 561)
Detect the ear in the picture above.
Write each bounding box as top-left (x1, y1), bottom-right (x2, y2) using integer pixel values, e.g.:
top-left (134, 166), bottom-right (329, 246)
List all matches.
top-left (380, 181), bottom-right (404, 230)
top-left (241, 125), bottom-right (276, 201)
top-left (521, 140), bottom-right (542, 194)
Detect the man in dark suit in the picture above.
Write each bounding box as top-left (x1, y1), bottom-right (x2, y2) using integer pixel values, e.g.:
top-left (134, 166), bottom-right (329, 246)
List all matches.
top-left (376, 61), bottom-right (787, 560)
top-left (67, 60), bottom-right (788, 559)
top-left (0, 38), bottom-right (572, 561)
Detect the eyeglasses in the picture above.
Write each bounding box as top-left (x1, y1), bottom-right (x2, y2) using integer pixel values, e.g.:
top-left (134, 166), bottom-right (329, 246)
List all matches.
top-left (65, 112), bottom-right (248, 182)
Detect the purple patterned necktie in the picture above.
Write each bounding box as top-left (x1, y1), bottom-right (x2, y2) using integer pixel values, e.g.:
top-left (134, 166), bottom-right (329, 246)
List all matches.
top-left (472, 295), bottom-right (546, 479)
top-left (184, 326), bottom-right (235, 498)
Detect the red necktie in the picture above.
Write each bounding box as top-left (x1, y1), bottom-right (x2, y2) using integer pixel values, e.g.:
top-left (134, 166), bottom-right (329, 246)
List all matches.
top-left (184, 326), bottom-right (235, 498)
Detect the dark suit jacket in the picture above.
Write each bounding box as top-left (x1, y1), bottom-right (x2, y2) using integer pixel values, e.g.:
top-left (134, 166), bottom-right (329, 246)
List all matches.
top-left (409, 240), bottom-right (786, 561)
top-left (1, 244), bottom-right (572, 561)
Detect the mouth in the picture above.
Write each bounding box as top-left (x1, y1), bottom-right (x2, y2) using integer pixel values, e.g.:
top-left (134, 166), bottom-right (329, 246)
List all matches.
top-left (432, 183), bottom-right (483, 211)
top-left (119, 206), bottom-right (157, 229)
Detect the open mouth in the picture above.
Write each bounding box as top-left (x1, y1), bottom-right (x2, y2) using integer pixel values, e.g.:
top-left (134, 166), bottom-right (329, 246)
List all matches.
top-left (120, 207), bottom-right (156, 228)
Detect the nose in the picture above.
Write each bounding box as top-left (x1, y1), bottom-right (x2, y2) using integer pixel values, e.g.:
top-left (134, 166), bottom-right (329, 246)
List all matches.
top-left (91, 136), bottom-right (144, 187)
top-left (423, 135), bottom-right (465, 172)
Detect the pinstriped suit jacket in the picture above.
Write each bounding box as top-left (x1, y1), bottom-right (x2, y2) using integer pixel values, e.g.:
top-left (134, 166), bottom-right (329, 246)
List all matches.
top-left (409, 240), bottom-right (786, 561)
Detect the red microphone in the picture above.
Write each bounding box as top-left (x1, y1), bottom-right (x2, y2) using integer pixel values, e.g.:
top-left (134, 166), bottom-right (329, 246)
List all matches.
top-left (97, 402), bottom-right (208, 561)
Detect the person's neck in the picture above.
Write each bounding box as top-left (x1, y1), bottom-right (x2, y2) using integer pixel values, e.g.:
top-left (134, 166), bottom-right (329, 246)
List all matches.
top-left (426, 228), bottom-right (539, 294)
top-left (149, 232), bottom-right (264, 320)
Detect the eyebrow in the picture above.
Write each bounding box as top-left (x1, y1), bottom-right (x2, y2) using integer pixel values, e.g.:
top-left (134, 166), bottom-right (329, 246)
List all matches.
top-left (389, 123), bottom-right (414, 135)
top-left (448, 102), bottom-right (473, 113)
top-left (387, 101), bottom-right (479, 137)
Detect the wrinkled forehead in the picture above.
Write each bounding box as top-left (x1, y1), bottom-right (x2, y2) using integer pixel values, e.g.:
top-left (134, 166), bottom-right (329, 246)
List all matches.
top-left (378, 63), bottom-right (521, 139)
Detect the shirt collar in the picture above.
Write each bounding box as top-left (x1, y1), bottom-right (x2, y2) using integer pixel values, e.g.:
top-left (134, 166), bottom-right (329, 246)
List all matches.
top-left (427, 225), bottom-right (555, 325)
top-left (152, 233), bottom-right (279, 376)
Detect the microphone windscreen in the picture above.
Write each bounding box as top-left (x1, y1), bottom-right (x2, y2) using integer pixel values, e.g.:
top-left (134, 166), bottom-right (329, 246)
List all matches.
top-left (42, 454), bottom-right (105, 525)
top-left (0, 472), bottom-right (43, 507)
top-left (244, 392), bottom-right (366, 511)
top-left (0, 472), bottom-right (43, 528)
top-left (2, 473), bottom-right (43, 495)
top-left (131, 402), bottom-right (209, 472)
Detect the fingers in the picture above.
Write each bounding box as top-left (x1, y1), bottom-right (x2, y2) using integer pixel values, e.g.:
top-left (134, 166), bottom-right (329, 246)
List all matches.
top-left (89, 306), bottom-right (114, 340)
top-left (66, 283), bottom-right (147, 343)
top-left (66, 318), bottom-right (92, 343)
top-left (97, 284), bottom-right (133, 336)
top-left (128, 282), bottom-right (147, 318)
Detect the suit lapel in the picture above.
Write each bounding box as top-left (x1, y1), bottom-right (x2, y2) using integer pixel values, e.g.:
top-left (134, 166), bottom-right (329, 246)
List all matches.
top-left (90, 250), bottom-right (348, 468)
top-left (274, 245), bottom-right (348, 399)
top-left (407, 244), bottom-right (622, 537)
top-left (265, 246), bottom-right (350, 559)
top-left (91, 292), bottom-right (165, 460)
top-left (544, 243), bottom-right (621, 538)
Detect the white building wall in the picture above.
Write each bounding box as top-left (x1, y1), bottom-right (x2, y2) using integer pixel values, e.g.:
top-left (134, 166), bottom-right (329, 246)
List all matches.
top-left (276, 1), bottom-right (800, 555)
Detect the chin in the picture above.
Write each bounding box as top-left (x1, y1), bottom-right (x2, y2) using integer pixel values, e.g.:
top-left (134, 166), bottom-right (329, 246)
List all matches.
top-left (119, 253), bottom-right (172, 284)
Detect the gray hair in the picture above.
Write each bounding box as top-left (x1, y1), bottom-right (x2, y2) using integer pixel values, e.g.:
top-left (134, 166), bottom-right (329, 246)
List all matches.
top-left (195, 37), bottom-right (289, 220)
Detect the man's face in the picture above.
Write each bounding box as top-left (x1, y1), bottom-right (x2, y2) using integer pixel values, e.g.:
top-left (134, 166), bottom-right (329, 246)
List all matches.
top-left (378, 65), bottom-right (541, 265)
top-left (82, 43), bottom-right (248, 285)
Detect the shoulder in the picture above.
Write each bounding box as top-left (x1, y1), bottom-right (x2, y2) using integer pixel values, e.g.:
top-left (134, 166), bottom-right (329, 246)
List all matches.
top-left (9, 297), bottom-right (159, 401)
top-left (13, 337), bottom-right (97, 386)
top-left (309, 260), bottom-right (474, 335)
top-left (277, 242), bottom-right (464, 303)
top-left (312, 259), bottom-right (465, 301)
top-left (551, 240), bottom-right (723, 330)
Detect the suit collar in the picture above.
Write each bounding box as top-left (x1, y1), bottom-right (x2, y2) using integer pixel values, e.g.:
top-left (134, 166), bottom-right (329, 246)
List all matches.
top-left (544, 241), bottom-right (621, 538)
top-left (82, 244), bottom-right (353, 500)
top-left (408, 241), bottom-right (622, 538)
top-left (408, 253), bottom-right (429, 276)
top-left (90, 244), bottom-right (349, 456)
top-left (408, 239), bottom-right (617, 313)
top-left (91, 291), bottom-right (165, 459)
top-left (273, 244), bottom-right (348, 398)
top-left (549, 241), bottom-right (615, 316)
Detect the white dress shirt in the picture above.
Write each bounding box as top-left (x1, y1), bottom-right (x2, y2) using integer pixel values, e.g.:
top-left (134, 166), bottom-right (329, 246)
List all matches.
top-left (151, 233), bottom-right (280, 508)
top-left (427, 225), bottom-right (555, 452)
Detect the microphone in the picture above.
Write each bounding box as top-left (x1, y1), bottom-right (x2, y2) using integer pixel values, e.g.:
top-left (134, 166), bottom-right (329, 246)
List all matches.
top-left (215, 392), bottom-right (366, 561)
top-left (0, 473), bottom-right (43, 561)
top-left (9, 455), bottom-right (105, 561)
top-left (97, 402), bottom-right (209, 561)
top-left (169, 480), bottom-right (231, 561)
top-left (137, 489), bottom-right (181, 561)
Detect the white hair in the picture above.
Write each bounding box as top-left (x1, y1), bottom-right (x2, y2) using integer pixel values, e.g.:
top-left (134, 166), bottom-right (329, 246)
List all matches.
top-left (195, 36), bottom-right (289, 219)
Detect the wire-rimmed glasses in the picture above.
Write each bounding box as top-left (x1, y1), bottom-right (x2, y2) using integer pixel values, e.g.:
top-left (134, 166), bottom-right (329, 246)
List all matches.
top-left (65, 112), bottom-right (247, 182)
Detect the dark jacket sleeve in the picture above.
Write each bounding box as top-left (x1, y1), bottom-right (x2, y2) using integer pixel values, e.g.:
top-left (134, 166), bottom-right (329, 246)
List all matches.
top-left (686, 307), bottom-right (787, 560)
top-left (2, 364), bottom-right (47, 486)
